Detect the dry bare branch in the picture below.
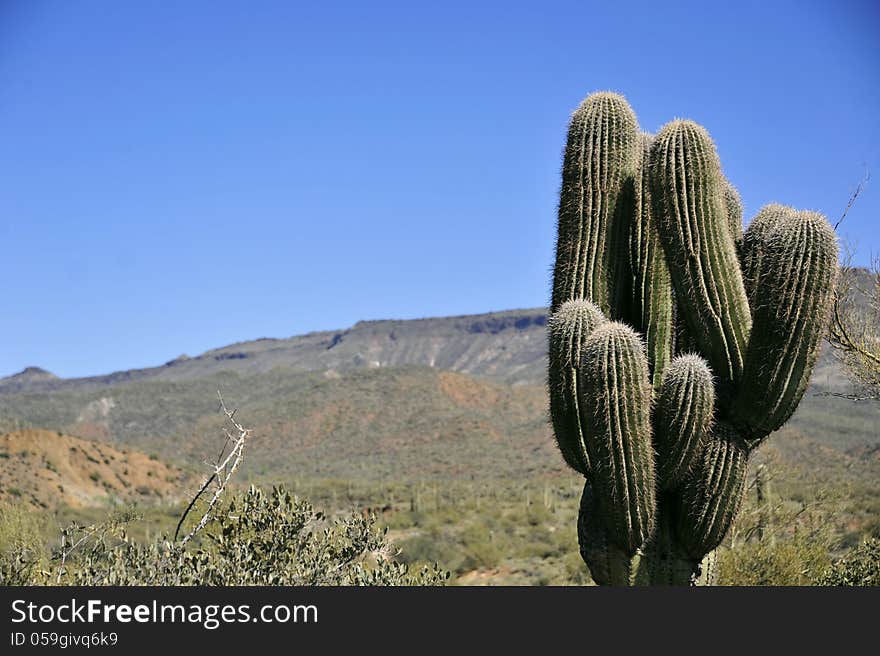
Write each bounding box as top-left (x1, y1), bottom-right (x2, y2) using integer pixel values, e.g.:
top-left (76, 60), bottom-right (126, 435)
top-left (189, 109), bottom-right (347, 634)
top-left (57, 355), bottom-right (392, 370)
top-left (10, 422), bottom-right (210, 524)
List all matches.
top-left (825, 172), bottom-right (880, 400)
top-left (174, 391), bottom-right (253, 545)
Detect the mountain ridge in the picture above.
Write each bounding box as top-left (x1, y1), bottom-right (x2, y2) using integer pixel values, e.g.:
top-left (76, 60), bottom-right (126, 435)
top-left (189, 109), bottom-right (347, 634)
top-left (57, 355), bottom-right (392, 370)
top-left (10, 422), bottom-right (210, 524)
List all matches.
top-left (1, 307), bottom-right (549, 394)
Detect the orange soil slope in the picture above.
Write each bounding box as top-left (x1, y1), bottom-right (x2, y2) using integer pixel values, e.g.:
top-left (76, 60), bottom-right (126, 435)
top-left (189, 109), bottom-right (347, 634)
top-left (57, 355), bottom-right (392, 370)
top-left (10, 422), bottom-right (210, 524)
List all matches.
top-left (0, 429), bottom-right (193, 509)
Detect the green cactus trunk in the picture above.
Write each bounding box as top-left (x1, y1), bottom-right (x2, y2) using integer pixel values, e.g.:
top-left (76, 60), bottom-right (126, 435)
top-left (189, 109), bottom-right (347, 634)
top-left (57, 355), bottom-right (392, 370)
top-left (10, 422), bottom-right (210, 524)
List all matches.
top-left (548, 91), bottom-right (839, 585)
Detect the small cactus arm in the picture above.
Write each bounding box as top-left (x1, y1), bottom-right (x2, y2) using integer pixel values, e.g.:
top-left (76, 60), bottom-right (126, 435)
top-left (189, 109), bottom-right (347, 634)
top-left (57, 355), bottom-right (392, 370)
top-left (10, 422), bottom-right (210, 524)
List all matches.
top-left (723, 181), bottom-right (744, 245)
top-left (654, 354), bottom-right (715, 490)
top-left (548, 300), bottom-right (607, 475)
top-left (548, 91), bottom-right (839, 585)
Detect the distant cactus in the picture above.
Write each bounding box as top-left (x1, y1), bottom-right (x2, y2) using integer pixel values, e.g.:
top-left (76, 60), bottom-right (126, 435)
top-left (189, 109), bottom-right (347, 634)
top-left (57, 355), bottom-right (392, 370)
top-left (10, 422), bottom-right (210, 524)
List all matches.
top-left (549, 92), bottom-right (838, 585)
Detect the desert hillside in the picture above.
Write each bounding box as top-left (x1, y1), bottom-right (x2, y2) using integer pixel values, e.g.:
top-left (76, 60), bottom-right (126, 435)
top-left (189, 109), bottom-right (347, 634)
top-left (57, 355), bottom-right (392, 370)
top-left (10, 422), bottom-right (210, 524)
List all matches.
top-left (0, 429), bottom-right (194, 509)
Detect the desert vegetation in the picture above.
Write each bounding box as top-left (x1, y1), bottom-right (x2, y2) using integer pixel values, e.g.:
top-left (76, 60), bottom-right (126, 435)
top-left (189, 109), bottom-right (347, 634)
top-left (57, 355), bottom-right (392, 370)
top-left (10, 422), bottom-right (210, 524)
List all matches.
top-left (828, 245), bottom-right (880, 399)
top-left (2, 456), bottom-right (876, 586)
top-left (0, 396), bottom-right (446, 586)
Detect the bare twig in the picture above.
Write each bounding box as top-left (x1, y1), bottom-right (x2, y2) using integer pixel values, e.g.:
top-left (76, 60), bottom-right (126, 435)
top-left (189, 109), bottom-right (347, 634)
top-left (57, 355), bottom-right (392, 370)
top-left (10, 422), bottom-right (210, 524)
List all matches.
top-left (56, 527), bottom-right (97, 583)
top-left (174, 391), bottom-right (253, 545)
top-left (833, 168), bottom-right (869, 231)
top-left (825, 171), bottom-right (880, 400)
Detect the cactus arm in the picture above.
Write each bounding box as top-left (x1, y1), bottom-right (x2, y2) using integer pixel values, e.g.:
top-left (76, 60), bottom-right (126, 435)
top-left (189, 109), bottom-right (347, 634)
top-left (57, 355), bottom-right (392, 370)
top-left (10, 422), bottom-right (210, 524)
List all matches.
top-left (723, 180), bottom-right (743, 245)
top-left (654, 354), bottom-right (715, 489)
top-left (627, 132), bottom-right (674, 387)
top-left (739, 203), bottom-right (791, 307)
top-left (731, 209), bottom-right (839, 443)
top-left (650, 120), bottom-right (752, 392)
top-left (576, 322), bottom-right (656, 554)
top-left (547, 300), bottom-right (607, 475)
top-left (551, 92), bottom-right (639, 316)
top-left (674, 423), bottom-right (748, 560)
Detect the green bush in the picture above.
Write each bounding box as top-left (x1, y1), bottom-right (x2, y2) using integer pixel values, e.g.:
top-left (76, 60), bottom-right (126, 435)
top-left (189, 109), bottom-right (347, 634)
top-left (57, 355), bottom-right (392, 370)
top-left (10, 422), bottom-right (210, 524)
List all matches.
top-left (816, 539), bottom-right (880, 586)
top-left (717, 538), bottom-right (831, 586)
top-left (1, 486), bottom-right (447, 586)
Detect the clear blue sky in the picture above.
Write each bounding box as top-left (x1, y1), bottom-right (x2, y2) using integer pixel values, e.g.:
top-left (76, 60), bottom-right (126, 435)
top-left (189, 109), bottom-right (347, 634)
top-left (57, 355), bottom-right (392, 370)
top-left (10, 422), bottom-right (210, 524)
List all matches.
top-left (2, 1), bottom-right (878, 379)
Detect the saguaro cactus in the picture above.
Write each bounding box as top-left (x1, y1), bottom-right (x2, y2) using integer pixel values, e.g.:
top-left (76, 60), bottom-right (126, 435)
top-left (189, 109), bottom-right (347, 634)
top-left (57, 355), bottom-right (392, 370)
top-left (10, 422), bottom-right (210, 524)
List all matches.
top-left (548, 92), bottom-right (838, 585)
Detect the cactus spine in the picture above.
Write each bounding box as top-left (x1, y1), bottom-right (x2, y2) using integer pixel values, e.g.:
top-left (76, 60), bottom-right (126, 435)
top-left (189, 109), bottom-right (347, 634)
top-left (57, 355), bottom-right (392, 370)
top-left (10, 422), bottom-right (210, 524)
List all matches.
top-left (549, 92), bottom-right (839, 585)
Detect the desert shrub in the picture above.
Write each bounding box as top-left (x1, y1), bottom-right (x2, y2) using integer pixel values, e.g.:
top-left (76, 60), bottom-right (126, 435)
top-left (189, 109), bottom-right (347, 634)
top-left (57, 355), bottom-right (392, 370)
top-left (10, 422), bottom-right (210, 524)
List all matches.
top-left (717, 537), bottom-right (831, 586)
top-left (716, 474), bottom-right (838, 585)
top-left (396, 528), bottom-right (459, 569)
top-left (815, 539), bottom-right (880, 586)
top-left (457, 523), bottom-right (503, 572)
top-left (561, 550), bottom-right (593, 585)
top-left (0, 502), bottom-right (50, 585)
top-left (2, 486), bottom-right (447, 586)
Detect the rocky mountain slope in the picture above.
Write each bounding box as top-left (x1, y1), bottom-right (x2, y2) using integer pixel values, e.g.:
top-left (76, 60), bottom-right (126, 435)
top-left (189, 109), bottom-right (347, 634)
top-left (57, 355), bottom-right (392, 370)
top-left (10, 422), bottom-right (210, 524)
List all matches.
top-left (0, 429), bottom-right (194, 509)
top-left (0, 308), bottom-right (549, 395)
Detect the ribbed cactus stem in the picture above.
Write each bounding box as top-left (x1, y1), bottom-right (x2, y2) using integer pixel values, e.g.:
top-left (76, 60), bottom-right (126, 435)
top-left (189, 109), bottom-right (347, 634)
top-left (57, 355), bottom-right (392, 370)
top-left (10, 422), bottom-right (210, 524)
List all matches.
top-left (577, 481), bottom-right (639, 586)
top-left (547, 299), bottom-right (607, 475)
top-left (731, 209), bottom-right (839, 443)
top-left (675, 423), bottom-right (748, 560)
top-left (739, 204), bottom-right (792, 307)
top-left (627, 132), bottom-right (674, 387)
top-left (551, 92), bottom-right (640, 316)
top-left (576, 322), bottom-right (656, 554)
top-left (723, 180), bottom-right (743, 244)
top-left (650, 120), bottom-right (752, 393)
top-left (673, 299), bottom-right (699, 355)
top-left (654, 354), bottom-right (715, 489)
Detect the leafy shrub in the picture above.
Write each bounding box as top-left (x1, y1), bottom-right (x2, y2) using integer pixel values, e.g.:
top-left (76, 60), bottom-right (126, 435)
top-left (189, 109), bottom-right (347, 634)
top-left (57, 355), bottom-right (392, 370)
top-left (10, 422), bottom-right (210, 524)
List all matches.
top-left (1, 486), bottom-right (447, 586)
top-left (717, 537), bottom-right (831, 586)
top-left (815, 539), bottom-right (880, 586)
top-left (716, 475), bottom-right (837, 586)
